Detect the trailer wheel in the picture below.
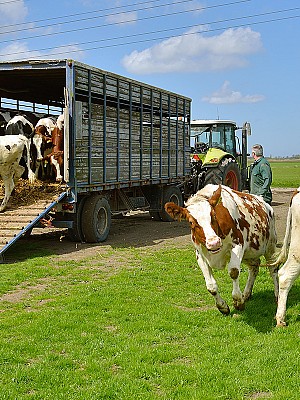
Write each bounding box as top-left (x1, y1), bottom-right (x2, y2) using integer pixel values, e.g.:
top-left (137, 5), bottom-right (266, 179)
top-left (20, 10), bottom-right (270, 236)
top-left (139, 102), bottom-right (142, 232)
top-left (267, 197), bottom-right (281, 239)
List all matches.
top-left (81, 196), bottom-right (111, 243)
top-left (149, 211), bottom-right (162, 221)
top-left (204, 158), bottom-right (242, 191)
top-left (67, 196), bottom-right (86, 242)
top-left (159, 186), bottom-right (183, 222)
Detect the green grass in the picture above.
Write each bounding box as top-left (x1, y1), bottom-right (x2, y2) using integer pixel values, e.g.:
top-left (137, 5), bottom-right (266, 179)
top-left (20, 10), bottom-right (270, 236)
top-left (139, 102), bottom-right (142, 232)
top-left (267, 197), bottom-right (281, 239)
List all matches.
top-left (0, 246), bottom-right (299, 399)
top-left (269, 160), bottom-right (300, 188)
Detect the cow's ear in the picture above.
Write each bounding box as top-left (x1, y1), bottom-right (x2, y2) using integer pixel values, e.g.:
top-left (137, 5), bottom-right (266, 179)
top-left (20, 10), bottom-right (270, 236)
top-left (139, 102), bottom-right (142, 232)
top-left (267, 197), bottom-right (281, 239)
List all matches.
top-left (209, 185), bottom-right (222, 207)
top-left (164, 202), bottom-right (187, 221)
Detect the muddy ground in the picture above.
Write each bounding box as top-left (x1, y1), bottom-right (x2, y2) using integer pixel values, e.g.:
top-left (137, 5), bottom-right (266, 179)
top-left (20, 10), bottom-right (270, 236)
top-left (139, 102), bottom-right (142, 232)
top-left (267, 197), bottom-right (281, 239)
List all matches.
top-left (4, 187), bottom-right (295, 263)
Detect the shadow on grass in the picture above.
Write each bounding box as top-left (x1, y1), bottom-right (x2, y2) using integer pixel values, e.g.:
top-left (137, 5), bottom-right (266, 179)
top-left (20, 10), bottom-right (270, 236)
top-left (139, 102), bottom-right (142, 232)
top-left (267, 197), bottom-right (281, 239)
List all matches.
top-left (237, 285), bottom-right (300, 333)
top-left (1, 212), bottom-right (191, 264)
top-left (238, 290), bottom-right (278, 333)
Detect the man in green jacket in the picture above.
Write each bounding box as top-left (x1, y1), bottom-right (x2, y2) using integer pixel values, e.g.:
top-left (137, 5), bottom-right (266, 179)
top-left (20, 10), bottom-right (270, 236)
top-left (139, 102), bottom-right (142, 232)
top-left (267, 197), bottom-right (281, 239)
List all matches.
top-left (250, 144), bottom-right (273, 205)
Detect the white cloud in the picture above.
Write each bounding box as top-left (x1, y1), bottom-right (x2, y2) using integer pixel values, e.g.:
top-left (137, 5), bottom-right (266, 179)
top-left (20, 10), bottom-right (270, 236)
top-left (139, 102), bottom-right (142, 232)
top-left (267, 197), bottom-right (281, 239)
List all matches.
top-left (0, 0), bottom-right (85, 62)
top-left (122, 27), bottom-right (263, 74)
top-left (47, 45), bottom-right (85, 60)
top-left (0, 42), bottom-right (40, 61)
top-left (183, 0), bottom-right (204, 14)
top-left (0, 42), bottom-right (85, 62)
top-left (106, 11), bottom-right (137, 26)
top-left (0, 0), bottom-right (28, 27)
top-left (202, 81), bottom-right (265, 104)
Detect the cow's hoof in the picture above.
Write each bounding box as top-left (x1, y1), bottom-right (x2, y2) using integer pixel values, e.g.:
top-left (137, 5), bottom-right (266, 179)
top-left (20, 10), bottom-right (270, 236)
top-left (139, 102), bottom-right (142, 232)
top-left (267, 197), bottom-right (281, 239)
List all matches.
top-left (233, 301), bottom-right (245, 311)
top-left (217, 304), bottom-right (230, 315)
top-left (28, 172), bottom-right (36, 184)
top-left (243, 292), bottom-right (252, 302)
top-left (276, 319), bottom-right (287, 327)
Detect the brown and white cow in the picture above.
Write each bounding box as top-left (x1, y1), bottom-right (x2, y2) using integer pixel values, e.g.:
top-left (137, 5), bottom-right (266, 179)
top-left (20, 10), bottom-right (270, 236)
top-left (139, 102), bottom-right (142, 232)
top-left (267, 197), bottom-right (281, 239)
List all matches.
top-left (35, 116), bottom-right (64, 182)
top-left (34, 117), bottom-right (56, 138)
top-left (165, 184), bottom-right (278, 315)
top-left (46, 125), bottom-right (64, 182)
top-left (31, 115), bottom-right (64, 181)
top-left (270, 187), bottom-right (300, 326)
top-left (31, 118), bottom-right (56, 179)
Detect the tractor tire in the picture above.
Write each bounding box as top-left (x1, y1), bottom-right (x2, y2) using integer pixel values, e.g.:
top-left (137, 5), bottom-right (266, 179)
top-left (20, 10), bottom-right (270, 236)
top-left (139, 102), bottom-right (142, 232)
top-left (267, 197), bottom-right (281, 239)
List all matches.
top-left (81, 195), bottom-right (111, 243)
top-left (159, 185), bottom-right (183, 222)
top-left (204, 157), bottom-right (242, 191)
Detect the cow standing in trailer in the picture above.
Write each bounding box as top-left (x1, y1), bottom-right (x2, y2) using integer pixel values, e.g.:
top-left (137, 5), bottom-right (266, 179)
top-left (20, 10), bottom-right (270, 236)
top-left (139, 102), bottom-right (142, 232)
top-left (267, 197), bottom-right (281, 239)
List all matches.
top-left (46, 123), bottom-right (64, 182)
top-left (32, 117), bottom-right (57, 178)
top-left (5, 115), bottom-right (35, 137)
top-left (30, 114), bottom-right (64, 182)
top-left (165, 184), bottom-right (278, 315)
top-left (0, 111), bottom-right (13, 135)
top-left (5, 114), bottom-right (39, 180)
top-left (0, 115), bottom-right (7, 136)
top-left (35, 117), bottom-right (56, 138)
top-left (271, 187), bottom-right (300, 326)
top-left (0, 135), bottom-right (36, 211)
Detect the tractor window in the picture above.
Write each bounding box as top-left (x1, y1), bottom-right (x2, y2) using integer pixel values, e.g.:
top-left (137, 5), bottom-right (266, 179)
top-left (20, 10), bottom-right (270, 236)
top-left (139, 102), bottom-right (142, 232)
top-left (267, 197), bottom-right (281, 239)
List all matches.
top-left (211, 130), bottom-right (225, 149)
top-left (191, 129), bottom-right (209, 150)
top-left (224, 126), bottom-right (235, 154)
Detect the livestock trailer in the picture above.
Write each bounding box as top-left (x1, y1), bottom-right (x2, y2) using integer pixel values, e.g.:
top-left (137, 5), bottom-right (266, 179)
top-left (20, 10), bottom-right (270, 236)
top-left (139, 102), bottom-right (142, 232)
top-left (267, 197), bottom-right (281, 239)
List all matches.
top-left (0, 59), bottom-right (191, 260)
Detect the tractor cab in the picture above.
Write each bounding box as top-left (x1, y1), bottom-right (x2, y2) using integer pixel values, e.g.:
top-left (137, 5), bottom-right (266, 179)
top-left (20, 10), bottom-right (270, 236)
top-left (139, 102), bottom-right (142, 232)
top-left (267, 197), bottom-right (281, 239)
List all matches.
top-left (191, 119), bottom-right (243, 156)
top-left (187, 119), bottom-right (251, 194)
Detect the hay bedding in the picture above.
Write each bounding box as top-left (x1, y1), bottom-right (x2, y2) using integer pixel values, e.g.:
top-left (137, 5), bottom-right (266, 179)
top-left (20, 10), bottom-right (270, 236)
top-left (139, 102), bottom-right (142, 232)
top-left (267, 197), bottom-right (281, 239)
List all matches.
top-left (0, 179), bottom-right (64, 211)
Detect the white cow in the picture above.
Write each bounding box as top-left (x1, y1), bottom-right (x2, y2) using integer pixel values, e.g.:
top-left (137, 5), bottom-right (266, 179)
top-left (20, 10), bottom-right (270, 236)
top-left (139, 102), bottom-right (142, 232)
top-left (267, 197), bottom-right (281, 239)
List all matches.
top-left (165, 184), bottom-right (278, 315)
top-left (0, 135), bottom-right (35, 212)
top-left (271, 187), bottom-right (300, 326)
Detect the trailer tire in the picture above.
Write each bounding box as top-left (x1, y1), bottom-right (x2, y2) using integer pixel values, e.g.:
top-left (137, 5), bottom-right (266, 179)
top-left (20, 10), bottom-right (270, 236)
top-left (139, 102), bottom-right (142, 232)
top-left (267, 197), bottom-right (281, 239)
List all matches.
top-left (149, 211), bottom-right (162, 221)
top-left (204, 158), bottom-right (242, 191)
top-left (81, 196), bottom-right (111, 243)
top-left (159, 186), bottom-right (183, 222)
top-left (67, 196), bottom-right (87, 242)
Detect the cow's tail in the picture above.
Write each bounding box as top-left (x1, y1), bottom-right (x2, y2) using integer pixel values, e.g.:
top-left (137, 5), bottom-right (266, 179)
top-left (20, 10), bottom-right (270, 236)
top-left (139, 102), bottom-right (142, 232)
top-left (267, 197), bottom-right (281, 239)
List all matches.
top-left (270, 205), bottom-right (292, 266)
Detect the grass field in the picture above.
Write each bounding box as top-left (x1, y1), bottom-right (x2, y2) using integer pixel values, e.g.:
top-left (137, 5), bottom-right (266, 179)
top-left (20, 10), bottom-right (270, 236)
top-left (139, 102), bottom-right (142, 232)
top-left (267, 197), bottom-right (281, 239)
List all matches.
top-left (0, 162), bottom-right (299, 399)
top-left (1, 244), bottom-right (299, 399)
top-left (269, 159), bottom-right (299, 188)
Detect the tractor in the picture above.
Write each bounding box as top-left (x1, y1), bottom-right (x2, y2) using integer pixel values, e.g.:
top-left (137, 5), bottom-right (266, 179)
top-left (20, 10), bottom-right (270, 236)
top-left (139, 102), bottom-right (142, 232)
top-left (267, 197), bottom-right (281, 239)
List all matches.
top-left (185, 119), bottom-right (251, 198)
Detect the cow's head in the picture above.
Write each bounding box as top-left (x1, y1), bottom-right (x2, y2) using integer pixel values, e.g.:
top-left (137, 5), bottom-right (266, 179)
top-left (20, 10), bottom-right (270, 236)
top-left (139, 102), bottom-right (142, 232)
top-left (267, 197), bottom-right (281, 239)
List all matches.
top-left (165, 185), bottom-right (236, 253)
top-left (31, 132), bottom-right (52, 161)
top-left (35, 121), bottom-right (54, 138)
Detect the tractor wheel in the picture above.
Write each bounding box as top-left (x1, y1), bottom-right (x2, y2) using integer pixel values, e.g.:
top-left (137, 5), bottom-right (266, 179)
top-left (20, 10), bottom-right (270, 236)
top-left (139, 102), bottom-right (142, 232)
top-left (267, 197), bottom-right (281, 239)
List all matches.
top-left (204, 158), bottom-right (242, 191)
top-left (81, 195), bottom-right (111, 243)
top-left (159, 185), bottom-right (183, 222)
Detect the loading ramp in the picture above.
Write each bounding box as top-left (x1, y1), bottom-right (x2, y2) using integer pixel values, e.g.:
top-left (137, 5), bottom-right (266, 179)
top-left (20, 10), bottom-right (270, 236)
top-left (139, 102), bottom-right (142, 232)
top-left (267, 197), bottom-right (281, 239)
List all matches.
top-left (0, 191), bottom-right (67, 262)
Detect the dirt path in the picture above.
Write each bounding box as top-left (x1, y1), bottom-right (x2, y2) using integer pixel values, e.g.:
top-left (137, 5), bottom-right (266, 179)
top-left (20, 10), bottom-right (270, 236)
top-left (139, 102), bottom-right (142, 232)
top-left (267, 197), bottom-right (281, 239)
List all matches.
top-left (5, 188), bottom-right (296, 263)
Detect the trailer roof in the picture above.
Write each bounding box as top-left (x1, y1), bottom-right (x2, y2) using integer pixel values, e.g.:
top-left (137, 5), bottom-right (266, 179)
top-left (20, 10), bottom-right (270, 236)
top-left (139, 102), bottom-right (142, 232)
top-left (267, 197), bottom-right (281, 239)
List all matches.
top-left (0, 59), bottom-right (191, 107)
top-left (0, 60), bottom-right (68, 107)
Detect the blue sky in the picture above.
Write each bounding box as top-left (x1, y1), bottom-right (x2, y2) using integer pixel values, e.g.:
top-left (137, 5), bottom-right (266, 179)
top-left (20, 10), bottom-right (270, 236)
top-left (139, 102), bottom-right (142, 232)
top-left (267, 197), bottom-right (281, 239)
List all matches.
top-left (0, 0), bottom-right (299, 157)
